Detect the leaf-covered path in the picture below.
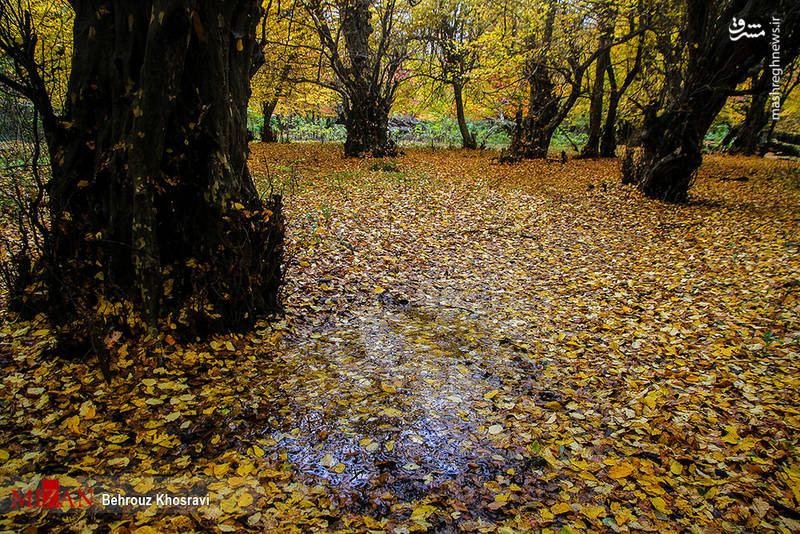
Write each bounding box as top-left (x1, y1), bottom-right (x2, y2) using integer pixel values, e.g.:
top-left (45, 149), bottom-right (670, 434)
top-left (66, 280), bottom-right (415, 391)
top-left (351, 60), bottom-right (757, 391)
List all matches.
top-left (2, 145), bottom-right (799, 532)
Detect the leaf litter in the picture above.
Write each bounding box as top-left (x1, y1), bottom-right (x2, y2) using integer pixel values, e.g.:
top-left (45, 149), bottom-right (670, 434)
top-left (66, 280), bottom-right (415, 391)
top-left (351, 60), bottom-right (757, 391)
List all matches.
top-left (1, 144), bottom-right (799, 533)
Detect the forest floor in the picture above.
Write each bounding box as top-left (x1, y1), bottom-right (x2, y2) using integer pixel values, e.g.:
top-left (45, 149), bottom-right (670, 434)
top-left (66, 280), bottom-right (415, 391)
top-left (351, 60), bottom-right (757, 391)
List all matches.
top-left (1, 144), bottom-right (800, 533)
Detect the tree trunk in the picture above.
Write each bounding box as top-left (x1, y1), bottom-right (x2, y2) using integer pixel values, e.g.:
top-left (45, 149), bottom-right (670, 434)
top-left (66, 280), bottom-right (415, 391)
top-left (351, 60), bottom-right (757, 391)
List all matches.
top-left (453, 82), bottom-right (476, 149)
top-left (581, 32), bottom-right (612, 158)
top-left (38, 0), bottom-right (283, 340)
top-left (507, 3), bottom-right (559, 160)
top-left (626, 0), bottom-right (785, 202)
top-left (343, 96), bottom-right (397, 157)
top-left (260, 99), bottom-right (278, 142)
top-left (729, 67), bottom-right (771, 155)
top-left (600, 91), bottom-right (620, 157)
top-left (508, 64), bottom-right (559, 159)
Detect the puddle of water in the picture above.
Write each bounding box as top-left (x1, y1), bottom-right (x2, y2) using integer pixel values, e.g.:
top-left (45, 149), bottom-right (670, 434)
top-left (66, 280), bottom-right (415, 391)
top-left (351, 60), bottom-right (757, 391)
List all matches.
top-left (235, 303), bottom-right (545, 513)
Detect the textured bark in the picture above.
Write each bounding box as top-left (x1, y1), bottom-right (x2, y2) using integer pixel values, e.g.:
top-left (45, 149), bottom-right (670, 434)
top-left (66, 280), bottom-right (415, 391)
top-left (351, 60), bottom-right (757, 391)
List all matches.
top-left (454, 83), bottom-right (476, 149)
top-left (308, 0), bottom-right (401, 157)
top-left (628, 0), bottom-right (790, 202)
top-left (260, 99), bottom-right (278, 142)
top-left (32, 1), bottom-right (283, 338)
top-left (343, 96), bottom-right (396, 157)
top-left (600, 2), bottom-right (644, 158)
top-left (581, 28), bottom-right (613, 158)
top-left (729, 67), bottom-right (771, 155)
top-left (600, 91), bottom-right (621, 157)
top-left (507, 3), bottom-right (558, 160)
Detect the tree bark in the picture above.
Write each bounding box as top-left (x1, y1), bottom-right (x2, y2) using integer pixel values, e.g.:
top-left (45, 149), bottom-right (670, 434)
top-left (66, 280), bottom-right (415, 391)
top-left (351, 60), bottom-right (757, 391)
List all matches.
top-left (729, 67), bottom-right (771, 155)
top-left (627, 0), bottom-right (789, 202)
top-left (260, 98), bottom-right (279, 142)
top-left (31, 1), bottom-right (283, 340)
top-left (453, 82), bottom-right (476, 149)
top-left (600, 90), bottom-right (621, 157)
top-left (343, 95), bottom-right (396, 157)
top-left (507, 3), bottom-right (558, 160)
top-left (581, 30), bottom-right (612, 158)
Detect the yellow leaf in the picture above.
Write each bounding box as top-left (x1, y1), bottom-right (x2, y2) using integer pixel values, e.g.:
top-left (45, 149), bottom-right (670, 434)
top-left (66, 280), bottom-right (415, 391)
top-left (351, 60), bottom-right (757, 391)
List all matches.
top-left (670, 459), bottom-right (683, 475)
top-left (238, 492), bottom-right (254, 508)
top-left (250, 445), bottom-right (264, 457)
top-left (79, 402), bottom-right (96, 419)
top-left (722, 425), bottom-right (740, 444)
top-left (608, 462), bottom-right (634, 479)
top-left (650, 496), bottom-right (668, 514)
top-left (488, 424), bottom-right (504, 435)
top-left (107, 434), bottom-right (129, 444)
top-left (321, 454), bottom-right (335, 468)
top-left (551, 502), bottom-right (571, 515)
top-left (236, 39), bottom-right (243, 52)
top-left (484, 389), bottom-right (499, 400)
top-left (332, 463), bottom-right (346, 473)
top-left (615, 508), bottom-right (634, 525)
top-left (410, 504), bottom-right (435, 521)
top-left (582, 505), bottom-right (606, 519)
top-left (374, 286), bottom-right (386, 294)
top-left (221, 496), bottom-right (237, 514)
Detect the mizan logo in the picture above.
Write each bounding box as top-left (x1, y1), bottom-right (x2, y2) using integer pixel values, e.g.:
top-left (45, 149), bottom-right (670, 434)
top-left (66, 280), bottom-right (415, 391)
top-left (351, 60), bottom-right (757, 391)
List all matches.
top-left (10, 479), bottom-right (94, 510)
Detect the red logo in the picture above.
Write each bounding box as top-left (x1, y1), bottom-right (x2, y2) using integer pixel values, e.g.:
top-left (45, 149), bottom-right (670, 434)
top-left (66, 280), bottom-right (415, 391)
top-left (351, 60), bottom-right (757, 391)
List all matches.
top-left (10, 479), bottom-right (93, 509)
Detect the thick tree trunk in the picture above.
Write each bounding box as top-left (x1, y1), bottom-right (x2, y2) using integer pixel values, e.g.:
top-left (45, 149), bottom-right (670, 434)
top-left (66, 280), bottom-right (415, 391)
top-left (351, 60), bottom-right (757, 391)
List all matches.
top-left (38, 0), bottom-right (283, 340)
top-left (508, 65), bottom-right (559, 159)
top-left (633, 91), bottom-right (723, 202)
top-left (507, 3), bottom-right (559, 160)
top-left (581, 34), bottom-right (612, 158)
top-left (260, 99), bottom-right (278, 142)
top-left (343, 96), bottom-right (396, 157)
top-left (453, 83), bottom-right (476, 149)
top-left (626, 0), bottom-right (786, 202)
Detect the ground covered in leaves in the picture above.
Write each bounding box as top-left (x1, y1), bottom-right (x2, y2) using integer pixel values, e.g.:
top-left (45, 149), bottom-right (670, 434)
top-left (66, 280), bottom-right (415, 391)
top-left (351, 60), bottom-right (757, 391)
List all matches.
top-left (1, 145), bottom-right (800, 533)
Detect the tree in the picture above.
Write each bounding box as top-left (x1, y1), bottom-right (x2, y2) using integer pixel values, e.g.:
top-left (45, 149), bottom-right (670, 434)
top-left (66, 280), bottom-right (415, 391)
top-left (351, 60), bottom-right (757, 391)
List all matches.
top-left (413, 0), bottom-right (488, 149)
top-left (729, 52), bottom-right (800, 155)
top-left (302, 0), bottom-right (409, 157)
top-left (0, 1), bottom-right (284, 346)
top-left (580, 2), bottom-right (616, 158)
top-left (625, 0), bottom-right (800, 202)
top-left (599, 15), bottom-right (644, 157)
top-left (505, 0), bottom-right (641, 160)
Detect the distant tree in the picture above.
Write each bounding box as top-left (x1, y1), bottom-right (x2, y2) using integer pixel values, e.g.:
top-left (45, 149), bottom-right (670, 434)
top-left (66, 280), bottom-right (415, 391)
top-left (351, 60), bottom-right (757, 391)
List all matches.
top-left (729, 53), bottom-right (800, 155)
top-left (413, 0), bottom-right (488, 149)
top-left (301, 0), bottom-right (410, 157)
top-left (506, 0), bottom-right (641, 160)
top-left (0, 1), bottom-right (284, 347)
top-left (580, 2), bottom-right (616, 158)
top-left (625, 0), bottom-right (800, 202)
top-left (599, 13), bottom-right (645, 157)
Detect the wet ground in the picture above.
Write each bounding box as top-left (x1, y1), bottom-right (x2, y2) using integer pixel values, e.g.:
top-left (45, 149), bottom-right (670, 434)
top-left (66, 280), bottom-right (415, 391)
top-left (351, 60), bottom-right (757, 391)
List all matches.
top-left (235, 302), bottom-right (549, 524)
top-left (2, 147), bottom-right (799, 533)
